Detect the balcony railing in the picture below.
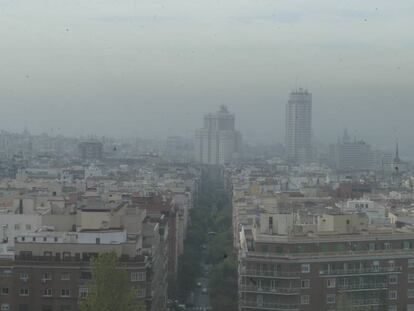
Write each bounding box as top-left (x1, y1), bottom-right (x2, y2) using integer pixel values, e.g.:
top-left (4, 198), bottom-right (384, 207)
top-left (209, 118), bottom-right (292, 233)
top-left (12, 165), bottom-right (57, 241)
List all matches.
top-left (14, 255), bottom-right (147, 267)
top-left (240, 300), bottom-right (300, 310)
top-left (320, 266), bottom-right (402, 276)
top-left (240, 268), bottom-right (300, 278)
top-left (240, 285), bottom-right (300, 295)
top-left (338, 283), bottom-right (388, 291)
top-left (350, 298), bottom-right (382, 306)
top-left (245, 248), bottom-right (414, 260)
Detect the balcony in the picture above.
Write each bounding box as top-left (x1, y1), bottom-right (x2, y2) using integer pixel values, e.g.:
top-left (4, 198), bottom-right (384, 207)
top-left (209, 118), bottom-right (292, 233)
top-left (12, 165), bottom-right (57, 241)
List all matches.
top-left (350, 298), bottom-right (382, 306)
top-left (338, 283), bottom-right (388, 291)
top-left (320, 266), bottom-right (402, 276)
top-left (240, 268), bottom-right (300, 279)
top-left (240, 300), bottom-right (299, 311)
top-left (240, 285), bottom-right (300, 295)
top-left (245, 248), bottom-right (414, 260)
top-left (14, 255), bottom-right (147, 267)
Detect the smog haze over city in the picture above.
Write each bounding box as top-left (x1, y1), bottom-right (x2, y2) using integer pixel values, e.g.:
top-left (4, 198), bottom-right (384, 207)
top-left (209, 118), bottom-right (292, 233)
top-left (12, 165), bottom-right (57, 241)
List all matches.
top-left (1, 0), bottom-right (413, 153)
top-left (3, 2), bottom-right (414, 311)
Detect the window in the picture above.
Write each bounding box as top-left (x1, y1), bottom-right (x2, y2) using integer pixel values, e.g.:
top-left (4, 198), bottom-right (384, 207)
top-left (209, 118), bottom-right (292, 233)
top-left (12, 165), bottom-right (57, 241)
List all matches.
top-left (41, 305), bottom-right (52, 311)
top-left (42, 272), bottom-right (52, 280)
top-left (369, 243), bottom-right (375, 251)
top-left (63, 252), bottom-right (71, 260)
top-left (404, 241), bottom-right (411, 250)
top-left (327, 294), bottom-right (336, 304)
top-left (79, 288), bottom-right (89, 299)
top-left (1, 288), bottom-right (9, 295)
top-left (18, 305), bottom-right (28, 311)
top-left (301, 279), bottom-right (310, 289)
top-left (61, 306), bottom-right (71, 311)
top-left (385, 242), bottom-right (392, 250)
top-left (20, 272), bottom-right (28, 280)
top-left (408, 288), bottom-right (414, 298)
top-left (19, 288), bottom-right (29, 296)
top-left (135, 286), bottom-right (146, 298)
top-left (95, 238), bottom-right (100, 244)
top-left (301, 295), bottom-right (310, 305)
top-left (301, 264), bottom-right (310, 273)
top-left (409, 259), bottom-right (414, 268)
top-left (1, 304), bottom-right (10, 311)
top-left (43, 288), bottom-right (52, 297)
top-left (409, 273), bottom-right (414, 283)
top-left (14, 224), bottom-right (20, 230)
top-left (389, 290), bottom-right (397, 300)
top-left (61, 273), bottom-right (70, 281)
top-left (61, 289), bottom-right (70, 297)
top-left (327, 278), bottom-right (336, 288)
top-left (373, 261), bottom-right (380, 272)
top-left (131, 271), bottom-right (146, 282)
top-left (388, 306), bottom-right (397, 311)
top-left (389, 275), bottom-right (398, 284)
top-left (25, 224), bottom-right (31, 230)
top-left (256, 294), bottom-right (263, 307)
top-left (256, 279), bottom-right (262, 290)
top-left (80, 271), bottom-right (92, 280)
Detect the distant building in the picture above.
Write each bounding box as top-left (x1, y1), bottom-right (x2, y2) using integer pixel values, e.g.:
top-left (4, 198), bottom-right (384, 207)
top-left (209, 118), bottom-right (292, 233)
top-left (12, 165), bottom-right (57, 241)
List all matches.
top-left (285, 88), bottom-right (312, 164)
top-left (194, 105), bottom-right (242, 165)
top-left (78, 141), bottom-right (103, 161)
top-left (392, 141), bottom-right (401, 185)
top-left (329, 131), bottom-right (377, 171)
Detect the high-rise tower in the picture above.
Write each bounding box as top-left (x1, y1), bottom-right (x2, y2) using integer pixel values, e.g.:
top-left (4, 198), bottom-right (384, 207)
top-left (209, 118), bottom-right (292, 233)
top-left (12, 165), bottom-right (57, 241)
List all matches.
top-left (285, 88), bottom-right (312, 164)
top-left (194, 106), bottom-right (242, 165)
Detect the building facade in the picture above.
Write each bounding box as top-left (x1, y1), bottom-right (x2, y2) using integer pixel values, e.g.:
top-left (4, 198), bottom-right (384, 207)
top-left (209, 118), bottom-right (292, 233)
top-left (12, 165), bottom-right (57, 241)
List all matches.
top-left (194, 106), bottom-right (241, 165)
top-left (78, 141), bottom-right (103, 162)
top-left (285, 89), bottom-right (312, 164)
top-left (239, 212), bottom-right (414, 311)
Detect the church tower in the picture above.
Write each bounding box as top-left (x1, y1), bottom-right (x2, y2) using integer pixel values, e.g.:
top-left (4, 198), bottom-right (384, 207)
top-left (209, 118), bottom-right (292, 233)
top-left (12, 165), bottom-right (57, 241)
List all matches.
top-left (392, 140), bottom-right (401, 186)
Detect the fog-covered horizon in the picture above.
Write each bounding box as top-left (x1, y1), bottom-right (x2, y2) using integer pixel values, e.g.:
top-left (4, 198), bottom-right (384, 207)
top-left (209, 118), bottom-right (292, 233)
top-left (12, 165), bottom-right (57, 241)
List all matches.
top-left (1, 0), bottom-right (413, 151)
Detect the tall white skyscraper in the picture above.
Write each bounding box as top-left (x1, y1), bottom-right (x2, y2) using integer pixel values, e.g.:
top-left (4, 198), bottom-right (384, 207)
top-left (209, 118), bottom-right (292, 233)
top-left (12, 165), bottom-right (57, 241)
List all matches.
top-left (194, 105), bottom-right (241, 165)
top-left (285, 88), bottom-right (312, 164)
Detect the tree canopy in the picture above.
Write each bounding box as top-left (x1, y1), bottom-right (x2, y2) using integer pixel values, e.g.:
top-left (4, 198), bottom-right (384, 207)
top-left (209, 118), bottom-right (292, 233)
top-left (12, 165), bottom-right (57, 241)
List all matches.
top-left (80, 252), bottom-right (145, 311)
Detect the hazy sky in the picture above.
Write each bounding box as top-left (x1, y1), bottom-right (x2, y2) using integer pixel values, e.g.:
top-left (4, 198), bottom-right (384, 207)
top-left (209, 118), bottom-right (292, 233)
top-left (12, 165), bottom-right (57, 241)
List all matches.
top-left (0, 0), bottom-right (413, 151)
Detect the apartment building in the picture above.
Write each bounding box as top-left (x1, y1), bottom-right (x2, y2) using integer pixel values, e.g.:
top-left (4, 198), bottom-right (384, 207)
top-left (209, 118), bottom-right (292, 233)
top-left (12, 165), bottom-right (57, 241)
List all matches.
top-left (239, 211), bottom-right (414, 311)
top-left (0, 230), bottom-right (149, 311)
top-left (0, 201), bottom-right (168, 311)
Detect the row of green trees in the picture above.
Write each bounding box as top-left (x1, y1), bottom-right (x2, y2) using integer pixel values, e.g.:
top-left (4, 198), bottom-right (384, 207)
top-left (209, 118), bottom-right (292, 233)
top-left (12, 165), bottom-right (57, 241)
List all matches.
top-left (176, 168), bottom-right (238, 311)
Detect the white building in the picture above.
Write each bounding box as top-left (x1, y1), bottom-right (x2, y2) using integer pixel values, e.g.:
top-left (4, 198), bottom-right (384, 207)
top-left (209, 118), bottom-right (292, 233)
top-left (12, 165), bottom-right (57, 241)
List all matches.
top-left (0, 213), bottom-right (42, 247)
top-left (194, 105), bottom-right (241, 165)
top-left (285, 88), bottom-right (312, 164)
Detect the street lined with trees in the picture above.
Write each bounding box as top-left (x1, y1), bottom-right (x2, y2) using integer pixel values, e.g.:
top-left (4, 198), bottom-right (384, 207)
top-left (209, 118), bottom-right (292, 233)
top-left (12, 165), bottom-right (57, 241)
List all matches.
top-left (177, 167), bottom-right (237, 311)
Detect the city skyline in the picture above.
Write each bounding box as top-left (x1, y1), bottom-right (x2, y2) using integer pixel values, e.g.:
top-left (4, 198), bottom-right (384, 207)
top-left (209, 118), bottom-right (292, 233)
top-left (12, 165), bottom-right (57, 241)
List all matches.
top-left (0, 1), bottom-right (413, 150)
